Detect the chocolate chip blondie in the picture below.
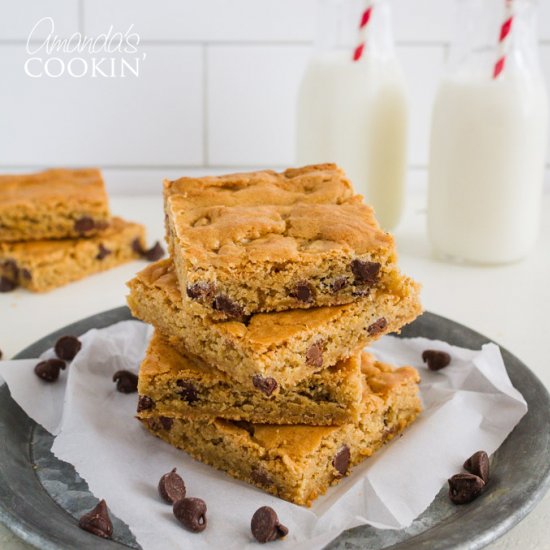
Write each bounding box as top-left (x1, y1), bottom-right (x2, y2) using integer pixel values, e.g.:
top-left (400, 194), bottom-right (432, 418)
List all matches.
top-left (140, 353), bottom-right (422, 506)
top-left (164, 164), bottom-right (399, 320)
top-left (136, 332), bottom-right (364, 426)
top-left (0, 217), bottom-right (145, 292)
top-left (0, 168), bottom-right (110, 241)
top-left (126, 259), bottom-right (422, 390)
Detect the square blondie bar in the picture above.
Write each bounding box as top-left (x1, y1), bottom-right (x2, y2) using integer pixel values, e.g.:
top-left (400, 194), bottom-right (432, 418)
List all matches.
top-left (163, 164), bottom-right (399, 320)
top-left (0, 217), bottom-right (145, 292)
top-left (0, 168), bottom-right (110, 241)
top-left (136, 332), bottom-right (364, 426)
top-left (141, 353), bottom-right (422, 506)
top-left (126, 259), bottom-right (422, 391)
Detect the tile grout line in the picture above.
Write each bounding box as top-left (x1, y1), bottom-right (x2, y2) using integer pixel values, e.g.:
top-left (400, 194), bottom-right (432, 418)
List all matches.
top-left (202, 45), bottom-right (209, 166)
top-left (1, 164), bottom-right (549, 172)
top-left (3, 38), bottom-right (547, 47)
top-left (443, 42), bottom-right (450, 63)
top-left (0, 164), bottom-right (293, 171)
top-left (78, 0), bottom-right (85, 34)
top-left (0, 39), bottom-right (314, 46)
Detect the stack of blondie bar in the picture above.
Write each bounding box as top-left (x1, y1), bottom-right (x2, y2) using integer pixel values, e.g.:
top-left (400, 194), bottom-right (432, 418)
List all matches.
top-left (127, 164), bottom-right (423, 506)
top-left (0, 168), bottom-right (148, 292)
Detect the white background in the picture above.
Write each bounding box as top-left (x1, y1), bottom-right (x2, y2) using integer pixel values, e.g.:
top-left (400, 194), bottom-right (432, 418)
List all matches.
top-left (0, 0), bottom-right (549, 194)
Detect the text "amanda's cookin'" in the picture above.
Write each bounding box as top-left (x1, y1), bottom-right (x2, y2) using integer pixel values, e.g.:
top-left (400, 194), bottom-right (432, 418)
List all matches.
top-left (24, 17), bottom-right (146, 78)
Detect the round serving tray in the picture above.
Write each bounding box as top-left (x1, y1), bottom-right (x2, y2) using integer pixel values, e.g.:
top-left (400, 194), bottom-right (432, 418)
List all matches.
top-left (0, 308), bottom-right (549, 550)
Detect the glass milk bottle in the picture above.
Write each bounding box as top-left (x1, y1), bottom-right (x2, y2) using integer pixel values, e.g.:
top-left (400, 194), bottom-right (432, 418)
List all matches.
top-left (427, 0), bottom-right (548, 264)
top-left (296, 0), bottom-right (408, 230)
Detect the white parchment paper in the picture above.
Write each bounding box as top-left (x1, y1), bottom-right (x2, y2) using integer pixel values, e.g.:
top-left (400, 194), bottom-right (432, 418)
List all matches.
top-left (0, 320), bottom-right (527, 549)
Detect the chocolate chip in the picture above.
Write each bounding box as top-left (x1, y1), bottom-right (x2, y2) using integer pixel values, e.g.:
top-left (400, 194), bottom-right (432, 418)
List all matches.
top-left (159, 416), bottom-right (174, 431)
top-left (78, 499), bottom-right (113, 539)
top-left (464, 451), bottom-right (490, 483)
top-left (173, 498), bottom-right (207, 533)
top-left (252, 375), bottom-right (278, 397)
top-left (132, 238), bottom-right (144, 255)
top-left (251, 506), bottom-right (288, 543)
top-left (242, 314), bottom-right (252, 326)
top-left (351, 259), bottom-right (381, 285)
top-left (213, 294), bottom-right (244, 320)
top-left (146, 418), bottom-right (162, 431)
top-left (131, 239), bottom-right (165, 261)
top-left (422, 350), bottom-right (451, 371)
top-left (232, 420), bottom-right (255, 437)
top-left (331, 277), bottom-right (348, 292)
top-left (176, 380), bottom-right (199, 403)
top-left (0, 261), bottom-right (28, 286)
top-left (186, 281), bottom-right (215, 301)
top-left (74, 216), bottom-right (95, 233)
top-left (367, 317), bottom-right (387, 336)
top-left (137, 395), bottom-right (155, 412)
top-left (1, 260), bottom-right (18, 278)
top-left (34, 359), bottom-right (66, 382)
top-left (0, 349), bottom-right (2, 360)
top-left (251, 468), bottom-right (273, 487)
top-left (112, 370), bottom-right (138, 393)
top-left (54, 335), bottom-right (82, 361)
top-left (143, 242), bottom-right (165, 262)
top-left (146, 417), bottom-right (172, 432)
top-left (305, 341), bottom-right (323, 368)
top-left (158, 467), bottom-right (186, 504)
top-left (0, 277), bottom-right (17, 292)
top-left (290, 281), bottom-right (313, 303)
top-left (96, 243), bottom-right (112, 260)
top-left (448, 473), bottom-right (485, 504)
top-left (332, 445), bottom-right (351, 476)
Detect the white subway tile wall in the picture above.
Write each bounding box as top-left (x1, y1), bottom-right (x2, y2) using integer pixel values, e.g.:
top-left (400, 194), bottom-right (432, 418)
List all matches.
top-left (392, 0), bottom-right (454, 43)
top-left (0, 0), bottom-right (78, 40)
top-left (207, 45), bottom-right (311, 166)
top-left (0, 45), bottom-right (203, 166)
top-left (0, 0), bottom-right (548, 193)
top-left (84, 0), bottom-right (318, 43)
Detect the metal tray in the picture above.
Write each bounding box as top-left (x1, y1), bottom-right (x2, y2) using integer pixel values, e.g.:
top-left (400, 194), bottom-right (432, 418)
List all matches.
top-left (0, 307), bottom-right (549, 550)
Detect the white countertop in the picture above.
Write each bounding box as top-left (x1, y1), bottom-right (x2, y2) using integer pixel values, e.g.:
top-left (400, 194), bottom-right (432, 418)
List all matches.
top-left (1, 194), bottom-right (549, 549)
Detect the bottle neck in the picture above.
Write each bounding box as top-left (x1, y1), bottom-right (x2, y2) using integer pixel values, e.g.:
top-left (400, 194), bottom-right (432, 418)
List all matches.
top-left (315, 0), bottom-right (396, 59)
top-left (448, 0), bottom-right (542, 79)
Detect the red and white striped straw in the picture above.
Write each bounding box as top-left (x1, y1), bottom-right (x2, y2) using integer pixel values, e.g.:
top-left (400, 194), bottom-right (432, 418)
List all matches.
top-left (352, 1), bottom-right (374, 62)
top-left (493, 0), bottom-right (514, 79)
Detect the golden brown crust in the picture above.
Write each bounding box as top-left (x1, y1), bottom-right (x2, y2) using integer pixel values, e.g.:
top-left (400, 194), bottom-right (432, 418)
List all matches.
top-left (361, 352), bottom-right (421, 395)
top-left (163, 164), bottom-right (397, 318)
top-left (0, 217), bottom-right (135, 259)
top-left (168, 198), bottom-right (393, 265)
top-left (0, 168), bottom-right (106, 204)
top-left (137, 332), bottom-right (364, 425)
top-left (0, 168), bottom-right (110, 241)
top-left (126, 259), bottom-right (423, 388)
top-left (163, 163), bottom-right (355, 206)
top-left (0, 217), bottom-right (145, 292)
top-left (130, 259), bottom-right (421, 347)
top-left (140, 355), bottom-right (422, 506)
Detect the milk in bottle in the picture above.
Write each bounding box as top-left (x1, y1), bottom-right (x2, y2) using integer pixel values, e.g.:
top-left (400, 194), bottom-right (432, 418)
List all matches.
top-left (427, 0), bottom-right (548, 264)
top-left (296, 0), bottom-right (408, 230)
